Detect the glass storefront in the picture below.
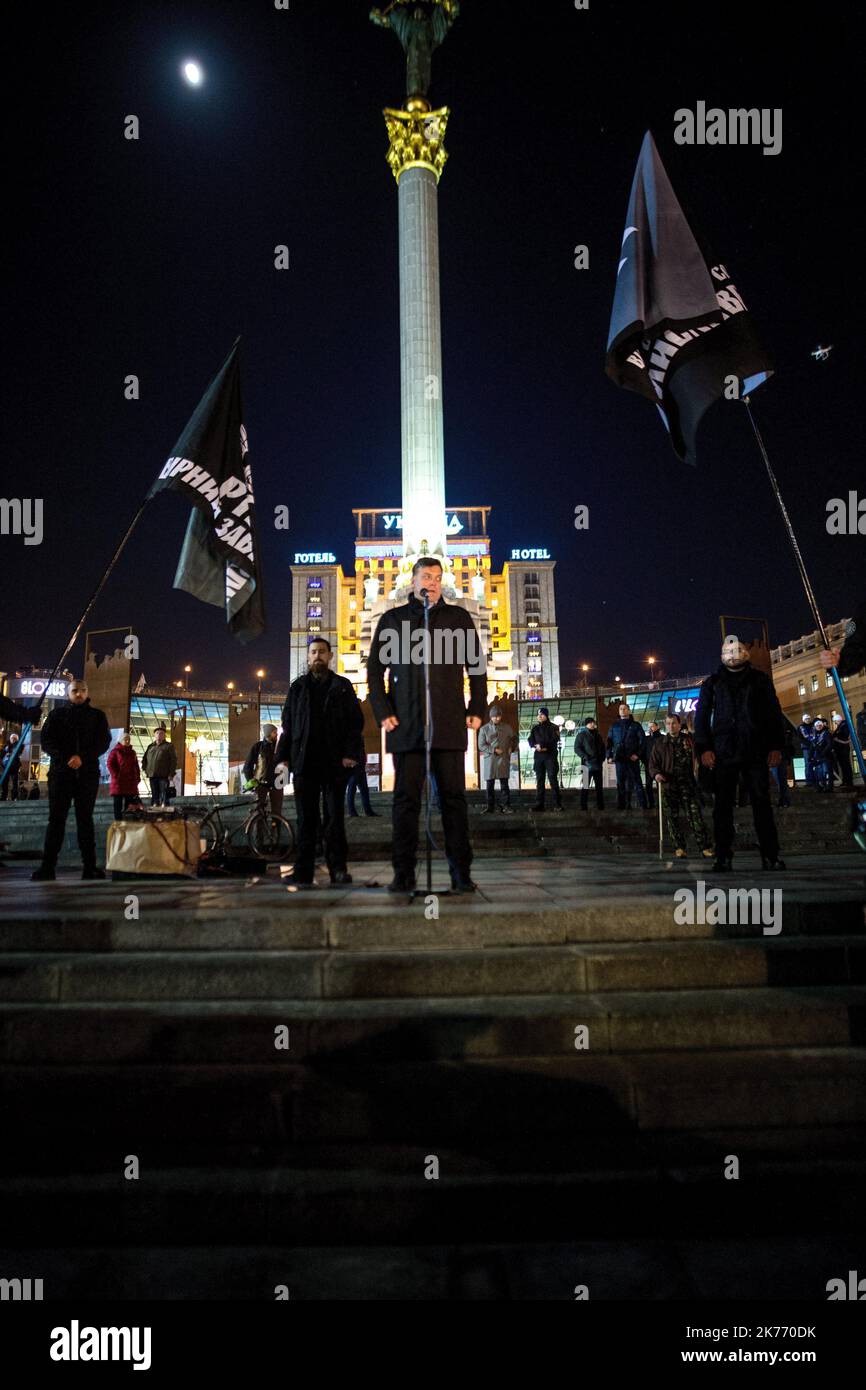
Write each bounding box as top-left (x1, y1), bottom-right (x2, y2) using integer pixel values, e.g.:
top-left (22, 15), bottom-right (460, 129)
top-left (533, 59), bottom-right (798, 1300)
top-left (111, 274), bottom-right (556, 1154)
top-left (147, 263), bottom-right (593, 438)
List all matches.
top-left (130, 697), bottom-right (284, 795)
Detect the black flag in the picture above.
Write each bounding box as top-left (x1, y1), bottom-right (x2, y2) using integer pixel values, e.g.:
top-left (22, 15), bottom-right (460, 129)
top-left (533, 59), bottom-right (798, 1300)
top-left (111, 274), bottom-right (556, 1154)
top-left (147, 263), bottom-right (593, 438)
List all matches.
top-left (149, 339), bottom-right (265, 643)
top-left (606, 131), bottom-right (772, 464)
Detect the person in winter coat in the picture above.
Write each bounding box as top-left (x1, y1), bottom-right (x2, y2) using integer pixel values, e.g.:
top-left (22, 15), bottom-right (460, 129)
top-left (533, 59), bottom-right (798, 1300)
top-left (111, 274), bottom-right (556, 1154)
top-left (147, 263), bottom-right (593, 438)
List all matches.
top-left (0, 694), bottom-right (40, 800)
top-left (606, 703), bottom-right (648, 810)
top-left (830, 713), bottom-right (854, 788)
top-left (528, 707), bottom-right (563, 811)
top-left (107, 732), bottom-right (142, 820)
top-left (477, 705), bottom-right (517, 813)
top-left (243, 722), bottom-right (283, 816)
top-left (797, 713), bottom-right (817, 786)
top-left (811, 718), bottom-right (835, 791)
top-left (367, 557), bottom-right (487, 893)
top-left (574, 716), bottom-right (605, 810)
top-left (694, 634), bottom-right (786, 871)
top-left (276, 637), bottom-right (364, 886)
top-left (821, 599), bottom-right (866, 680)
top-left (0, 692), bottom-right (41, 726)
top-left (346, 750), bottom-right (379, 818)
top-left (0, 733), bottom-right (23, 801)
top-left (31, 679), bottom-right (111, 881)
top-left (650, 713), bottom-right (713, 858)
top-left (644, 721), bottom-right (663, 806)
top-left (142, 726), bottom-right (178, 806)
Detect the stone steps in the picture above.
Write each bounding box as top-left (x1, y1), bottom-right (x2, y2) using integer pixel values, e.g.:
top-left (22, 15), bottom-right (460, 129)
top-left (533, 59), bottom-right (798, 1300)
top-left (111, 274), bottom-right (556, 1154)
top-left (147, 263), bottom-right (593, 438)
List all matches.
top-left (2, 984), bottom-right (864, 1058)
top-left (0, 1148), bottom-right (861, 1246)
top-left (2, 937), bottom-right (865, 1003)
top-left (0, 791), bottom-right (857, 863)
top-left (2, 1234), bottom-right (860, 1300)
top-left (1, 1050), bottom-right (864, 1147)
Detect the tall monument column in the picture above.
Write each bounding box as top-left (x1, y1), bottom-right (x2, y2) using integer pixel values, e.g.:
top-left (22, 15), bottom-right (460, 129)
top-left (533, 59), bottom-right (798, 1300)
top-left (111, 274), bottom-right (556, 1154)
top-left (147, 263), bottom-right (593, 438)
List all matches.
top-left (372, 0), bottom-right (460, 594)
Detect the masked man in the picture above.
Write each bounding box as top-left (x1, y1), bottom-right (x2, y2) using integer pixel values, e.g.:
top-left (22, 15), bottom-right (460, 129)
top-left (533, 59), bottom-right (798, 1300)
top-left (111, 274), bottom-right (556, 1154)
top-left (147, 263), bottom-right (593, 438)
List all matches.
top-left (694, 634), bottom-right (786, 872)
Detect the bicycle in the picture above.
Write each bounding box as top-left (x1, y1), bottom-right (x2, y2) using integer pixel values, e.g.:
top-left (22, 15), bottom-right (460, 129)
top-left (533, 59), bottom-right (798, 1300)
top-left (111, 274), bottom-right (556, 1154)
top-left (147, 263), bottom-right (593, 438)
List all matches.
top-left (198, 782), bottom-right (295, 863)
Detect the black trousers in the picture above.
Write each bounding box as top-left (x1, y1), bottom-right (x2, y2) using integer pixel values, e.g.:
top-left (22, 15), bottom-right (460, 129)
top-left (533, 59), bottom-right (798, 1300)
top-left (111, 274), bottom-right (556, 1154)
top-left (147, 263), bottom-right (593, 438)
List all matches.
top-left (534, 753), bottom-right (561, 806)
top-left (615, 758), bottom-right (647, 809)
top-left (346, 763), bottom-right (373, 814)
top-left (112, 793), bottom-right (137, 820)
top-left (713, 762), bottom-right (779, 862)
top-left (579, 766), bottom-right (604, 809)
top-left (0, 769), bottom-right (20, 800)
top-left (485, 776), bottom-right (510, 807)
top-left (834, 744), bottom-right (853, 787)
top-left (150, 776), bottom-right (170, 806)
top-left (293, 765), bottom-right (349, 880)
top-left (393, 749), bottom-right (471, 880)
top-left (42, 769), bottom-right (100, 871)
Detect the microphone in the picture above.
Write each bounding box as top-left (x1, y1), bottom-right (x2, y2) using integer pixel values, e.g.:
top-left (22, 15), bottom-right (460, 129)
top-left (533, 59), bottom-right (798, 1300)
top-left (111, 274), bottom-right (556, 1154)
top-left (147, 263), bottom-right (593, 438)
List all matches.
top-left (420, 588), bottom-right (429, 597)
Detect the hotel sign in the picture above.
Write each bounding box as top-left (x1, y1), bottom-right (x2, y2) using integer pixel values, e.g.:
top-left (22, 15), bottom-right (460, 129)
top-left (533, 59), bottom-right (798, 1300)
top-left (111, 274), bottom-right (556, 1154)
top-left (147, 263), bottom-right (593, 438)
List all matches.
top-left (381, 513), bottom-right (465, 534)
top-left (294, 552), bottom-right (336, 565)
top-left (511, 547), bottom-right (551, 560)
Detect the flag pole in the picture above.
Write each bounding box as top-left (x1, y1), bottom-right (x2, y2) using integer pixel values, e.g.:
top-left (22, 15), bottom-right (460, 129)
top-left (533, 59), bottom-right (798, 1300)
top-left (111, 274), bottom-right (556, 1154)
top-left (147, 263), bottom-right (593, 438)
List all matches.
top-left (0, 497), bottom-right (152, 793)
top-left (742, 397), bottom-right (866, 783)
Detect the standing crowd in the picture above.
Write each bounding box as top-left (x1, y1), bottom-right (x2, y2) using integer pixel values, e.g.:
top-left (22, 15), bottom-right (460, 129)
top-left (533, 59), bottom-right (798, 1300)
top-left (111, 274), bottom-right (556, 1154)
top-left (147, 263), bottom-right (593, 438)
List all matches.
top-left (2, 579), bottom-right (863, 885)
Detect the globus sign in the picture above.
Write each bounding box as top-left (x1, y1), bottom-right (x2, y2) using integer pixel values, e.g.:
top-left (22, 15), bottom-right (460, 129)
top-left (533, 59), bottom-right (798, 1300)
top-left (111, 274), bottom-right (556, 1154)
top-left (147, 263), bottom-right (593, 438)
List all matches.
top-left (9, 678), bottom-right (69, 699)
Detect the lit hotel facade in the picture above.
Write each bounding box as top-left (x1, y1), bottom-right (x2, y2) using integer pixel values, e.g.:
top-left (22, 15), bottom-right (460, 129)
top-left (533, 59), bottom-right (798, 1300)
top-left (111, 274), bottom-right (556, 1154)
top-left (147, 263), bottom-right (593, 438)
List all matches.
top-left (288, 506), bottom-right (561, 703)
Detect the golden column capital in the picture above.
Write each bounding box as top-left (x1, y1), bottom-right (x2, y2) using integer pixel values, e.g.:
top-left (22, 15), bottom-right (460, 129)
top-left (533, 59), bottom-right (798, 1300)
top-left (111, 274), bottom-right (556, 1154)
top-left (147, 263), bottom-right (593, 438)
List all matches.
top-left (383, 106), bottom-right (450, 183)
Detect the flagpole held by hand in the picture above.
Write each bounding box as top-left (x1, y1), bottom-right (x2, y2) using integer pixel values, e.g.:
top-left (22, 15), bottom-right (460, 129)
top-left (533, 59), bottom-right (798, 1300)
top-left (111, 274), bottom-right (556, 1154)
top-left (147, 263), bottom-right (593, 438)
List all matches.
top-left (743, 397), bottom-right (866, 784)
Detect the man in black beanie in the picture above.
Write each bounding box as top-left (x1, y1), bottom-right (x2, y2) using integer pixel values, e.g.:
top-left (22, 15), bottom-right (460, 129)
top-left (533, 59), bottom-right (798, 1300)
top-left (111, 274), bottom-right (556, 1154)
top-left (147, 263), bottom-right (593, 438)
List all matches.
top-left (528, 707), bottom-right (563, 811)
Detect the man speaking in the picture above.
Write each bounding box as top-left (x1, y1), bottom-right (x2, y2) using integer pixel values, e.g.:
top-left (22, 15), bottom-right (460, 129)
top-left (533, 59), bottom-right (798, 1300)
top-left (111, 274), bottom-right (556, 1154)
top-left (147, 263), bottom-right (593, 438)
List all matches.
top-left (367, 557), bottom-right (487, 893)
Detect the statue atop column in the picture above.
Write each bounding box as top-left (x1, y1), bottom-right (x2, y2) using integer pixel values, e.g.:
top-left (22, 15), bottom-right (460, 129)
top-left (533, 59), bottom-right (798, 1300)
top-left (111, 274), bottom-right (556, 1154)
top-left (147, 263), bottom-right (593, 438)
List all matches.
top-left (370, 0), bottom-right (460, 107)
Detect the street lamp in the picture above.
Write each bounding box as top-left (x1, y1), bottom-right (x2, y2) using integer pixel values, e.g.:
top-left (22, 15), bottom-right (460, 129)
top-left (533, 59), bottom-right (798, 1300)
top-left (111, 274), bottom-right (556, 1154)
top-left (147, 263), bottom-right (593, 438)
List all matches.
top-left (255, 669), bottom-right (266, 726)
top-left (226, 681), bottom-right (235, 692)
top-left (580, 662), bottom-right (589, 692)
top-left (183, 664), bottom-right (192, 690)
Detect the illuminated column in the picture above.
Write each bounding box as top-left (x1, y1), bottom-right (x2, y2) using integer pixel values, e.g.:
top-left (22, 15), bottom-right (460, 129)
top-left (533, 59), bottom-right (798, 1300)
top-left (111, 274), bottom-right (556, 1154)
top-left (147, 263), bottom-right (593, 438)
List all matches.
top-left (383, 104), bottom-right (453, 591)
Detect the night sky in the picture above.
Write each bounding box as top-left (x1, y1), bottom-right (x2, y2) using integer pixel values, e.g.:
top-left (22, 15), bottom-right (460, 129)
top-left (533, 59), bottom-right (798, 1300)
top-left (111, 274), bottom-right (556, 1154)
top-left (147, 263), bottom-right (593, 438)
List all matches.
top-left (4, 0), bottom-right (861, 695)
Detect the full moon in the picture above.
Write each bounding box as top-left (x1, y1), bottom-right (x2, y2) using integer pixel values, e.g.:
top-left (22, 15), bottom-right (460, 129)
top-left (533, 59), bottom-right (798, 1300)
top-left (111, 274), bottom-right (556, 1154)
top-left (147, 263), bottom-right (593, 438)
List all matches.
top-left (182, 61), bottom-right (203, 86)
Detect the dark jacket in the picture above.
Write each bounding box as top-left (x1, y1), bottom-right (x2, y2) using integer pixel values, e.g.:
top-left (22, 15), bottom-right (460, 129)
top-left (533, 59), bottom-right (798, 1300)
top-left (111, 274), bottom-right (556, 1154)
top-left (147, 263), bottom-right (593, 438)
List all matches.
top-left (648, 730), bottom-right (697, 783)
top-left (812, 728), bottom-right (833, 761)
top-left (40, 699), bottom-right (111, 775)
top-left (574, 727), bottom-right (605, 768)
top-left (645, 729), bottom-right (663, 764)
top-left (607, 716), bottom-right (646, 761)
top-left (693, 664), bottom-right (785, 765)
top-left (107, 743), bottom-right (141, 795)
top-left (0, 693), bottom-right (40, 726)
top-left (367, 595), bottom-right (487, 753)
top-left (529, 721), bottom-right (560, 758)
top-left (836, 601), bottom-right (866, 678)
top-left (142, 740), bottom-right (178, 780)
top-left (276, 671), bottom-right (364, 776)
top-left (243, 737), bottom-right (278, 786)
